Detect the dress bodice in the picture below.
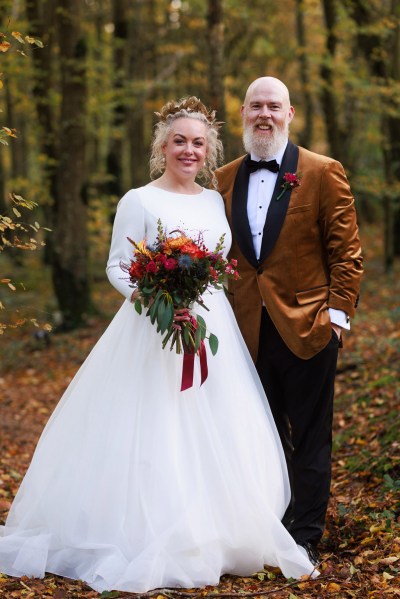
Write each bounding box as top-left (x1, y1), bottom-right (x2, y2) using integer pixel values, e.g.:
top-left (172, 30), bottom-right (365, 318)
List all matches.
top-left (106, 185), bottom-right (232, 300)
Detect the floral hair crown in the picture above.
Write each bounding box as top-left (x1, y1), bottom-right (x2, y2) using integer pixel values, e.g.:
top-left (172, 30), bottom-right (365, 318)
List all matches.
top-left (155, 96), bottom-right (221, 128)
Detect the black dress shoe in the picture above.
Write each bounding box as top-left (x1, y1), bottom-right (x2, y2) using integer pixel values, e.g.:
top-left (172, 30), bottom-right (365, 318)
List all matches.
top-left (299, 541), bottom-right (320, 567)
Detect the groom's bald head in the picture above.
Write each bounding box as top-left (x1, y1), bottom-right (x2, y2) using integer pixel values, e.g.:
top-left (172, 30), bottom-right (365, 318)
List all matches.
top-left (243, 77), bottom-right (292, 108)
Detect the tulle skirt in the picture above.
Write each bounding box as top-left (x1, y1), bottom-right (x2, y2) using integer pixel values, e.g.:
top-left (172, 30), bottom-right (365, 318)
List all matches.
top-left (0, 291), bottom-right (315, 592)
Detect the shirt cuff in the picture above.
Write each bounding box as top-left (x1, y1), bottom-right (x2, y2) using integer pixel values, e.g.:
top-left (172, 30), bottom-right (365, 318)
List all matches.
top-left (329, 308), bottom-right (350, 330)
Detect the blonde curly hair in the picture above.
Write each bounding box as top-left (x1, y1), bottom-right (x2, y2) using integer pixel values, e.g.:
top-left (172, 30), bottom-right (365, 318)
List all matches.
top-left (149, 97), bottom-right (223, 189)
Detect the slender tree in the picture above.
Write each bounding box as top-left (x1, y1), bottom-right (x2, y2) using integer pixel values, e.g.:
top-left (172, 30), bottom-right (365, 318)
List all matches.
top-left (25, 0), bottom-right (57, 200)
top-left (319, 0), bottom-right (344, 161)
top-left (207, 0), bottom-right (226, 143)
top-left (106, 0), bottom-right (129, 199)
top-left (127, 0), bottom-right (151, 189)
top-left (345, 0), bottom-right (400, 270)
top-left (51, 0), bottom-right (89, 329)
top-left (295, 0), bottom-right (314, 148)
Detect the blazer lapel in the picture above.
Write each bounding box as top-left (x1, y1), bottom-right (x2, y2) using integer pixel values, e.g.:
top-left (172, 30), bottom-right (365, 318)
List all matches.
top-left (231, 155), bottom-right (259, 268)
top-left (259, 140), bottom-right (299, 263)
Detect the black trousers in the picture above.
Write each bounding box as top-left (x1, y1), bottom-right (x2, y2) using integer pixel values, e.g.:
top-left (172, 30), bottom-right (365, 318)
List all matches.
top-left (256, 307), bottom-right (339, 545)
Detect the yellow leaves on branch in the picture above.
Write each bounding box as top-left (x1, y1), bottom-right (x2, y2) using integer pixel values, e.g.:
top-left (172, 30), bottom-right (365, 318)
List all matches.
top-left (1, 194), bottom-right (47, 252)
top-left (0, 126), bottom-right (18, 146)
top-left (0, 31), bottom-right (43, 54)
top-left (11, 193), bottom-right (38, 211)
top-left (2, 127), bottom-right (17, 138)
top-left (0, 319), bottom-right (53, 335)
top-left (25, 35), bottom-right (44, 48)
top-left (1, 278), bottom-right (16, 291)
top-left (11, 31), bottom-right (24, 44)
top-left (0, 33), bottom-right (11, 53)
top-left (0, 41), bottom-right (11, 53)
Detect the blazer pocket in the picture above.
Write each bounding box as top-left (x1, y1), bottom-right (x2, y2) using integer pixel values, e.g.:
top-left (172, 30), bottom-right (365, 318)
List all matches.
top-left (286, 204), bottom-right (312, 215)
top-left (296, 285), bottom-right (329, 305)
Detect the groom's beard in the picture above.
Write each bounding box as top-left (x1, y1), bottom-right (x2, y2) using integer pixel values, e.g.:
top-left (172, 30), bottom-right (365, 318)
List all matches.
top-left (243, 121), bottom-right (288, 160)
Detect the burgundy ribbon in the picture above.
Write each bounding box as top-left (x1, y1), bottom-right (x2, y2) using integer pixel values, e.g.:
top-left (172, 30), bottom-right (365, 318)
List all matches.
top-left (180, 318), bottom-right (209, 392)
top-left (181, 350), bottom-right (195, 392)
top-left (199, 340), bottom-right (208, 385)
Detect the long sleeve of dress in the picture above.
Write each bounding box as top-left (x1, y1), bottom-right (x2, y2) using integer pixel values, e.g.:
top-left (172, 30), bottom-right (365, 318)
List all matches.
top-left (106, 189), bottom-right (145, 300)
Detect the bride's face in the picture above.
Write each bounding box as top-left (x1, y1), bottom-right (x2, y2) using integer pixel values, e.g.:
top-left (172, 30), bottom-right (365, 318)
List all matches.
top-left (162, 117), bottom-right (207, 180)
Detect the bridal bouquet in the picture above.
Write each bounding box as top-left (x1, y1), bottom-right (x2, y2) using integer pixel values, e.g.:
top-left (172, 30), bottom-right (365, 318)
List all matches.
top-left (123, 220), bottom-right (239, 390)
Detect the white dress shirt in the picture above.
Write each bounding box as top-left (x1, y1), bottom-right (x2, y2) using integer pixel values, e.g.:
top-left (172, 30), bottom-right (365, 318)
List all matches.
top-left (247, 144), bottom-right (349, 330)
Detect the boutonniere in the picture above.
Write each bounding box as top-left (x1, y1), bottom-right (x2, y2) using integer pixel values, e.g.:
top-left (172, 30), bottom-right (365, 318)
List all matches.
top-left (276, 171), bottom-right (302, 200)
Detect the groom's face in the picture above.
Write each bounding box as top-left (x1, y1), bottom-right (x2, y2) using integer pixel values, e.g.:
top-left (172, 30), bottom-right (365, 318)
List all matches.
top-left (241, 79), bottom-right (294, 159)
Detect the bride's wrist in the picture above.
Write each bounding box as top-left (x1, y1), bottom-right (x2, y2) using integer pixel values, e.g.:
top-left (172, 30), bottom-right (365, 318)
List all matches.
top-left (130, 289), bottom-right (140, 303)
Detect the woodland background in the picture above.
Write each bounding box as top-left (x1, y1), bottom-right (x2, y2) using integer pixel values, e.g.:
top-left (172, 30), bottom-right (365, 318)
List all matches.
top-left (0, 0), bottom-right (399, 598)
top-left (0, 0), bottom-right (400, 329)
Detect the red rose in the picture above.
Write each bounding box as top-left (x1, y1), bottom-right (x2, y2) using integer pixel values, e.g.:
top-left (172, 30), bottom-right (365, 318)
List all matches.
top-left (276, 171), bottom-right (302, 200)
top-left (129, 262), bottom-right (144, 279)
top-left (154, 253), bottom-right (166, 264)
top-left (146, 261), bottom-right (158, 273)
top-left (164, 257), bottom-right (178, 270)
top-left (285, 172), bottom-right (298, 184)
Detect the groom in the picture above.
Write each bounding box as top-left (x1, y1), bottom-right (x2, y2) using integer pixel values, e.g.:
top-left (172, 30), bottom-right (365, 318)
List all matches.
top-left (216, 77), bottom-right (363, 564)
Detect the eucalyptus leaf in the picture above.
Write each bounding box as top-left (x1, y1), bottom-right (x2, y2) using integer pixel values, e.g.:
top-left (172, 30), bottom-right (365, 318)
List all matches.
top-left (157, 300), bottom-right (166, 326)
top-left (196, 314), bottom-right (206, 339)
top-left (149, 297), bottom-right (159, 324)
top-left (160, 302), bottom-right (174, 334)
top-left (183, 323), bottom-right (190, 347)
top-left (157, 298), bottom-right (166, 330)
top-left (162, 327), bottom-right (174, 349)
top-left (209, 333), bottom-right (219, 356)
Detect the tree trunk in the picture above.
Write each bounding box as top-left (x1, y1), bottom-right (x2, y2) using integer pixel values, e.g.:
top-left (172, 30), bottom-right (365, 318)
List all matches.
top-left (106, 0), bottom-right (129, 199)
top-left (207, 0), bottom-right (226, 142)
top-left (127, 0), bottom-right (149, 189)
top-left (295, 0), bottom-right (314, 149)
top-left (4, 78), bottom-right (27, 265)
top-left (387, 2), bottom-right (400, 258)
top-left (0, 149), bottom-right (6, 217)
top-left (25, 0), bottom-right (57, 195)
top-left (25, 0), bottom-right (57, 264)
top-left (52, 0), bottom-right (89, 329)
top-left (345, 0), bottom-right (400, 269)
top-left (4, 78), bottom-right (28, 181)
top-left (319, 0), bottom-right (343, 161)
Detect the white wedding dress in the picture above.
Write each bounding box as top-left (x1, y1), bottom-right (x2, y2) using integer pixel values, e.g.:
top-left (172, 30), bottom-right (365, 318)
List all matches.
top-left (0, 185), bottom-right (315, 593)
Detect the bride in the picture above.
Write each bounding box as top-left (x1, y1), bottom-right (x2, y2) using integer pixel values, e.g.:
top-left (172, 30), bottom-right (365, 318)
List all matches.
top-left (0, 97), bottom-right (317, 593)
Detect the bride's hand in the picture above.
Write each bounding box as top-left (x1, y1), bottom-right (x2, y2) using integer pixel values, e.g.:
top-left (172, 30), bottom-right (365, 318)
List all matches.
top-left (172, 308), bottom-right (190, 329)
top-left (130, 289), bottom-right (141, 303)
top-left (130, 290), bottom-right (154, 308)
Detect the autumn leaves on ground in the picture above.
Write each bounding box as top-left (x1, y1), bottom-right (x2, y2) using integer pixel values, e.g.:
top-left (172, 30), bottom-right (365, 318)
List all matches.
top-left (0, 225), bottom-right (399, 598)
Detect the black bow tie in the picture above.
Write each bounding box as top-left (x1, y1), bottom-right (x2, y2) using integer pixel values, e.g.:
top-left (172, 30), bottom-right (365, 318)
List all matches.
top-left (245, 156), bottom-right (280, 174)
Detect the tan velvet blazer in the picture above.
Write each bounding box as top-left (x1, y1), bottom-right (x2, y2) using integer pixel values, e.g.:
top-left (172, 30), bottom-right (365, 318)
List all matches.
top-left (216, 141), bottom-right (363, 361)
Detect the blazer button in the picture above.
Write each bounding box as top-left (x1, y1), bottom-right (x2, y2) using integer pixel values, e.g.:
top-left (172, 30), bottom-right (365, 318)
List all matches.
top-left (257, 266), bottom-right (263, 275)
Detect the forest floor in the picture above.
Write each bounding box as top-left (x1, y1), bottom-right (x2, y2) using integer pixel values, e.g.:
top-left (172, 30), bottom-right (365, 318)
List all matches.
top-left (0, 225), bottom-right (399, 598)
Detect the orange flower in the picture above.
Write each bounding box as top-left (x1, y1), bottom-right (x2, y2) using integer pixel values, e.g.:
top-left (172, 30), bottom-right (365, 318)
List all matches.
top-left (133, 240), bottom-right (154, 258)
top-left (180, 243), bottom-right (207, 259)
top-left (164, 236), bottom-right (192, 253)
